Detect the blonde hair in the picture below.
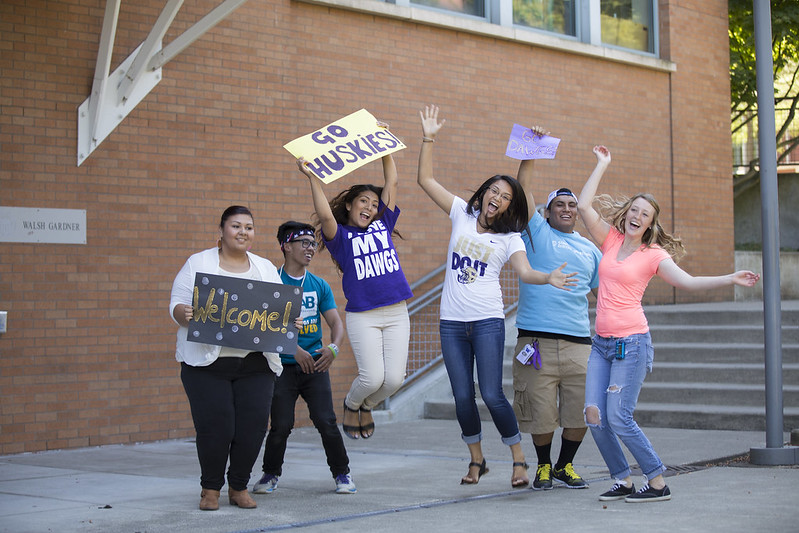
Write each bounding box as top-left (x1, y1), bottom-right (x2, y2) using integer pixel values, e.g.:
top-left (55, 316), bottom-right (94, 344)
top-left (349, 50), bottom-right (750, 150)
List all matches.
top-left (594, 193), bottom-right (686, 261)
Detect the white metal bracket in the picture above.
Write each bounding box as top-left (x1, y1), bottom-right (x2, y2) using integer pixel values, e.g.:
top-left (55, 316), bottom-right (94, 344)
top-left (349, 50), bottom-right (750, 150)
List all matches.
top-left (77, 42), bottom-right (163, 166)
top-left (77, 0), bottom-right (249, 166)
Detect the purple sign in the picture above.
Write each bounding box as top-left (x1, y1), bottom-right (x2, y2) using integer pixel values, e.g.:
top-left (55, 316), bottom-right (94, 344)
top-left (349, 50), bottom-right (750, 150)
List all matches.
top-left (505, 124), bottom-right (561, 160)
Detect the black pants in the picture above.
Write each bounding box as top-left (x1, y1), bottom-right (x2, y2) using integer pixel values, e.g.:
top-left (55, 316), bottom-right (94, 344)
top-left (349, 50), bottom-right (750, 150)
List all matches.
top-left (262, 364), bottom-right (350, 478)
top-left (181, 353), bottom-right (275, 491)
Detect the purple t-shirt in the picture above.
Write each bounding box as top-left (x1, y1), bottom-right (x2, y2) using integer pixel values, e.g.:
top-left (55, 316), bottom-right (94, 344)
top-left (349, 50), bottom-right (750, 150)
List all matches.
top-left (323, 203), bottom-right (413, 312)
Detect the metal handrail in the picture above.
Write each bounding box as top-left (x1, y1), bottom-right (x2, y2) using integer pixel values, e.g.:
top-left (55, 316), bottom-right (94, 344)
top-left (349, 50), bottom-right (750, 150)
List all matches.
top-left (383, 263), bottom-right (520, 406)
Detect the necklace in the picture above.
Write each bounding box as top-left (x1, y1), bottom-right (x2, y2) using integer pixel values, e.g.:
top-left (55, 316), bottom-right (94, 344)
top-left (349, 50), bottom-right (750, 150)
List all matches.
top-left (279, 265), bottom-right (306, 288)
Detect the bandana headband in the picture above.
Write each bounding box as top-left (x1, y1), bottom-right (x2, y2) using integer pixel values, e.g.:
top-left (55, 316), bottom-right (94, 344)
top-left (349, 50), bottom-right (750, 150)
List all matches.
top-left (283, 228), bottom-right (315, 244)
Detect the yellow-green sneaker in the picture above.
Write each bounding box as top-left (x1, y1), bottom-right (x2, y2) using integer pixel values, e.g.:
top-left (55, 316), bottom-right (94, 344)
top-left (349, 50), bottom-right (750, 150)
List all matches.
top-left (532, 463), bottom-right (553, 491)
top-left (552, 463), bottom-right (588, 488)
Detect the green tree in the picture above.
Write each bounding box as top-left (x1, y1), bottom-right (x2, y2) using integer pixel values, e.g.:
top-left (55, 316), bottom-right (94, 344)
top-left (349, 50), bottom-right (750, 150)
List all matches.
top-left (729, 0), bottom-right (799, 192)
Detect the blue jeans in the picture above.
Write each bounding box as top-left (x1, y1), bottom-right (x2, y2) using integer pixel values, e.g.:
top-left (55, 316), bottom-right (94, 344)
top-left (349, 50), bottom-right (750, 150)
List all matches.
top-left (440, 318), bottom-right (521, 446)
top-left (584, 332), bottom-right (665, 480)
top-left (262, 364), bottom-right (350, 478)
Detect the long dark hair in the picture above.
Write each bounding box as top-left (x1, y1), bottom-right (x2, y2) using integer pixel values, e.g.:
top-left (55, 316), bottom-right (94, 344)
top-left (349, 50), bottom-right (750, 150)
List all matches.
top-left (327, 184), bottom-right (385, 227)
top-left (313, 184), bottom-right (403, 273)
top-left (466, 175), bottom-right (529, 234)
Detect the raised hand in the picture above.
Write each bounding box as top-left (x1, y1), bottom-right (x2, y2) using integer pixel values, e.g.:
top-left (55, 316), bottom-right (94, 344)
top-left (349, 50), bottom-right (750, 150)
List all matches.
top-left (420, 104), bottom-right (446, 140)
top-left (593, 145), bottom-right (611, 166)
top-left (296, 157), bottom-right (316, 179)
top-left (530, 125), bottom-right (549, 138)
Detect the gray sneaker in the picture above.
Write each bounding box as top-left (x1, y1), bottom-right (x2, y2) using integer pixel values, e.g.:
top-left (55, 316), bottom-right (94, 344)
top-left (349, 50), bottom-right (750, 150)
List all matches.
top-left (252, 473), bottom-right (279, 494)
top-left (335, 473), bottom-right (357, 494)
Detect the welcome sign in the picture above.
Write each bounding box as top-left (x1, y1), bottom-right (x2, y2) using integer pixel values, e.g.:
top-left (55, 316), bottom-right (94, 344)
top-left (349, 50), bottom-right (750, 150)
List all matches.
top-left (187, 273), bottom-right (302, 354)
top-left (283, 109), bottom-right (406, 184)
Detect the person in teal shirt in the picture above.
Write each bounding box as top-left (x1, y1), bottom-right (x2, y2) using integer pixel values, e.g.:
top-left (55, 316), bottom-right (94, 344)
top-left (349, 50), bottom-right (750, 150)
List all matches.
top-left (253, 221), bottom-right (356, 495)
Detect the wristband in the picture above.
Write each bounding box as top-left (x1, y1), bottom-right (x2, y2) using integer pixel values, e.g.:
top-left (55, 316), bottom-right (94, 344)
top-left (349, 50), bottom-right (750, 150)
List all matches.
top-left (327, 343), bottom-right (339, 358)
top-left (422, 137), bottom-right (435, 143)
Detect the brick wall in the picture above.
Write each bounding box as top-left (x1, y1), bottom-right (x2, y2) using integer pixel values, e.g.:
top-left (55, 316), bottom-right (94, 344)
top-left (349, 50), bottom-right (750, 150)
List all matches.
top-left (0, 0), bottom-right (733, 453)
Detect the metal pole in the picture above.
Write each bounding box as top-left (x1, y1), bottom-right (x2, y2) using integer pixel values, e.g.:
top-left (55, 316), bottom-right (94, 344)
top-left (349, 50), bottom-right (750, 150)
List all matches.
top-left (748, 0), bottom-right (797, 465)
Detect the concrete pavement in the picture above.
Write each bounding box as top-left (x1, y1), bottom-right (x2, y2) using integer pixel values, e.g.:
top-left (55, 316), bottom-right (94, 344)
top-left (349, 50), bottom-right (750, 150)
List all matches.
top-left (1, 419), bottom-right (797, 532)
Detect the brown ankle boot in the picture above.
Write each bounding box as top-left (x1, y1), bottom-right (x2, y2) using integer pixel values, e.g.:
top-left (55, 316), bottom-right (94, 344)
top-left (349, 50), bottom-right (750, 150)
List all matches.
top-left (228, 488), bottom-right (257, 509)
top-left (199, 489), bottom-right (220, 511)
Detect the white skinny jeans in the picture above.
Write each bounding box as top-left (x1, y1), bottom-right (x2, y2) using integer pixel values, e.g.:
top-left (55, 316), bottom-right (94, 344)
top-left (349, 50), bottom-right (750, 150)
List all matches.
top-left (344, 301), bottom-right (410, 410)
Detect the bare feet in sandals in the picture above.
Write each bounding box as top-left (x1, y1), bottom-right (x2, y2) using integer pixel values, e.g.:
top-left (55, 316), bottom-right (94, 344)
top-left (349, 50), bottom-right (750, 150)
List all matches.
top-left (359, 408), bottom-right (375, 439)
top-left (511, 462), bottom-right (530, 488)
top-left (342, 401), bottom-right (360, 440)
top-left (461, 458), bottom-right (488, 484)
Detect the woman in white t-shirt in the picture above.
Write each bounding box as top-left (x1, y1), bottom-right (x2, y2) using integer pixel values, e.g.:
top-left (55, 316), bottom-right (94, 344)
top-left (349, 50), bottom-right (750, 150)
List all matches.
top-left (417, 106), bottom-right (577, 488)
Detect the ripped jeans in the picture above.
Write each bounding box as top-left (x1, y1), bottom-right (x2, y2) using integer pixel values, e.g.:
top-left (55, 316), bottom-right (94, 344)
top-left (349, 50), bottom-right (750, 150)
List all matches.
top-left (584, 332), bottom-right (666, 480)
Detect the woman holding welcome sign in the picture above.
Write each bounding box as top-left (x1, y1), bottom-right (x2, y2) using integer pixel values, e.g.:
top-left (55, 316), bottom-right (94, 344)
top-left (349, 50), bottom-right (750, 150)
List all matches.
top-left (416, 105), bottom-right (577, 487)
top-left (297, 122), bottom-right (412, 442)
top-left (170, 205), bottom-right (284, 511)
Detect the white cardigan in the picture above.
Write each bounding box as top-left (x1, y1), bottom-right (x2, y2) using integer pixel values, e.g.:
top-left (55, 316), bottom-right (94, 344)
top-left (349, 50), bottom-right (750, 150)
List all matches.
top-left (169, 247), bottom-right (283, 374)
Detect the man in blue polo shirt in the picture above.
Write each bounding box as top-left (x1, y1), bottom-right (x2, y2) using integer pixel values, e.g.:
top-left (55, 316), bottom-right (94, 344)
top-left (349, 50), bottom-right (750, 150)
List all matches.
top-left (513, 153), bottom-right (602, 491)
top-left (253, 221), bottom-right (355, 495)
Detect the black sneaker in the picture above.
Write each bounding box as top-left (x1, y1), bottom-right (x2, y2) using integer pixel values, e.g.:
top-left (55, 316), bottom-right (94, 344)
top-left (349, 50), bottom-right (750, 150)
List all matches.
top-left (532, 463), bottom-right (553, 491)
top-left (625, 483), bottom-right (671, 503)
top-left (598, 481), bottom-right (635, 501)
top-left (552, 463), bottom-right (588, 489)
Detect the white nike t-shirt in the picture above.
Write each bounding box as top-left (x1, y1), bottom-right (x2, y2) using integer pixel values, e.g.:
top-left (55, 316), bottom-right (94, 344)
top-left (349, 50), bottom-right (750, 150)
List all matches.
top-left (440, 197), bottom-right (525, 322)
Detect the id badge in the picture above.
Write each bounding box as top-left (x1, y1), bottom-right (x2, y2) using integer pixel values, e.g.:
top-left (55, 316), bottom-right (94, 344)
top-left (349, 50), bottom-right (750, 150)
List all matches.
top-left (516, 340), bottom-right (541, 369)
top-left (615, 340), bottom-right (626, 360)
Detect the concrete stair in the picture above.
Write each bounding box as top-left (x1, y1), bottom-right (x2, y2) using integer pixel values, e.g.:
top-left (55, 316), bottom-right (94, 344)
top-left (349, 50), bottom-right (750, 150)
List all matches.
top-left (422, 300), bottom-right (799, 432)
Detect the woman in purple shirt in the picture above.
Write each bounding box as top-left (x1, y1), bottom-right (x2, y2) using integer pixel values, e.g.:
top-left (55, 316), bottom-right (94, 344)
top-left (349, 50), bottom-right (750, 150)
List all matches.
top-left (298, 149), bottom-right (412, 441)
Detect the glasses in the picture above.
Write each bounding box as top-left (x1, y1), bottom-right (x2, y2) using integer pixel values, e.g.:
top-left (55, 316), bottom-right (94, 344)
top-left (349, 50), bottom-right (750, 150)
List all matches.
top-left (291, 239), bottom-right (318, 250)
top-left (488, 185), bottom-right (513, 203)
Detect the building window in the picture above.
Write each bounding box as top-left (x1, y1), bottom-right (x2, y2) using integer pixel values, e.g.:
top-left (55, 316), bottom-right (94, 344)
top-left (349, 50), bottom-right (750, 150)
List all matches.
top-left (413, 0), bottom-right (485, 18)
top-left (600, 0), bottom-right (653, 52)
top-left (307, 0), bottom-right (668, 65)
top-left (513, 0), bottom-right (576, 37)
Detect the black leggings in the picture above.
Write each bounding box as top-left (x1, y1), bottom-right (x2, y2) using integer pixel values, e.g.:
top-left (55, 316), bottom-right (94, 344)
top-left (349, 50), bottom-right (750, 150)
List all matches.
top-left (181, 353), bottom-right (275, 491)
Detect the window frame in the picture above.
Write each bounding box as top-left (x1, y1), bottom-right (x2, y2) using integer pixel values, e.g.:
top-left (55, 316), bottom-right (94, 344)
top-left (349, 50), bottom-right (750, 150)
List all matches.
top-left (295, 0), bottom-right (672, 72)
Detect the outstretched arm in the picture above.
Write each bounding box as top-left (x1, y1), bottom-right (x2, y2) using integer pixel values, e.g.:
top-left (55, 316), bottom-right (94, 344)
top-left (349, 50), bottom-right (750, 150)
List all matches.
top-left (577, 145), bottom-right (612, 246)
top-left (417, 105), bottom-right (455, 214)
top-left (297, 158), bottom-right (338, 241)
top-left (656, 258), bottom-right (761, 291)
top-left (509, 251), bottom-right (578, 290)
top-left (516, 126), bottom-right (549, 221)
